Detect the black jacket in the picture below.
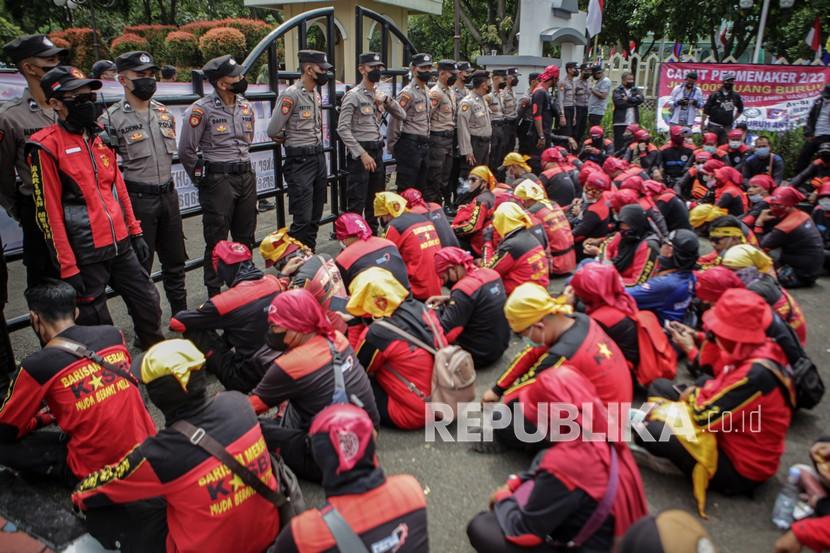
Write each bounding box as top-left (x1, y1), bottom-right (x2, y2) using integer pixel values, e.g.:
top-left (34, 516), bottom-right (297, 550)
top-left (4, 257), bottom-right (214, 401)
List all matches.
top-left (612, 85), bottom-right (644, 126)
top-left (805, 95), bottom-right (830, 138)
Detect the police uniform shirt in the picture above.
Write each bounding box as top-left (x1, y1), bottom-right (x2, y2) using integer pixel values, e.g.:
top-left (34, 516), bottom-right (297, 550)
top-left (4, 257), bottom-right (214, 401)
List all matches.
top-left (574, 77), bottom-right (591, 108)
top-left (453, 84), bottom-right (468, 110)
top-left (457, 92), bottom-right (492, 155)
top-left (178, 92), bottom-right (255, 176)
top-left (0, 88), bottom-right (56, 208)
top-left (429, 82), bottom-right (456, 133)
top-left (485, 90), bottom-right (505, 121)
top-left (337, 81), bottom-right (405, 159)
top-left (501, 87), bottom-right (518, 119)
top-left (559, 78), bottom-right (576, 108)
top-left (103, 99), bottom-right (176, 184)
top-left (387, 80), bottom-right (430, 146)
top-left (267, 82), bottom-right (322, 147)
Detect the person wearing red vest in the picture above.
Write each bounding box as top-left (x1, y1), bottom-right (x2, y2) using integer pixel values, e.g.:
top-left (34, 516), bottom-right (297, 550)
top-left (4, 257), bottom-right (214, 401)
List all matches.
top-left (400, 187), bottom-right (460, 248)
top-left (374, 191), bottom-right (442, 300)
top-left (713, 165), bottom-right (748, 217)
top-left (572, 171), bottom-right (617, 257)
top-left (717, 128), bottom-right (752, 169)
top-left (72, 339), bottom-right (281, 553)
top-left (273, 404), bottom-right (429, 553)
top-left (623, 129), bottom-right (659, 171)
top-left (169, 241), bottom-right (284, 392)
top-left (579, 124), bottom-right (614, 165)
top-left (429, 247), bottom-right (510, 368)
top-left (742, 174), bottom-right (775, 228)
top-left (468, 368), bottom-right (648, 552)
top-left (618, 175), bottom-right (669, 235)
top-left (594, 205), bottom-right (660, 287)
top-left (538, 147), bottom-right (577, 207)
top-left (657, 125), bottom-right (695, 187)
top-left (349, 268), bottom-right (445, 430)
top-left (334, 212), bottom-right (411, 292)
top-left (514, 179), bottom-right (576, 275)
top-left (452, 165), bottom-right (498, 256)
top-left (676, 149), bottom-right (713, 200)
top-left (485, 202), bottom-right (550, 294)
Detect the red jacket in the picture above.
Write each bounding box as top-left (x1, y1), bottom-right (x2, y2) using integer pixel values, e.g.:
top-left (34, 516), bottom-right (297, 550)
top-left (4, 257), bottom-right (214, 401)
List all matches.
top-left (452, 190), bottom-right (496, 256)
top-left (335, 236), bottom-right (411, 292)
top-left (27, 123), bottom-right (142, 278)
top-left (487, 227), bottom-right (549, 295)
top-left (600, 233), bottom-right (659, 286)
top-left (527, 200), bottom-right (576, 275)
top-left (383, 212), bottom-right (443, 300)
top-left (793, 515), bottom-right (830, 552)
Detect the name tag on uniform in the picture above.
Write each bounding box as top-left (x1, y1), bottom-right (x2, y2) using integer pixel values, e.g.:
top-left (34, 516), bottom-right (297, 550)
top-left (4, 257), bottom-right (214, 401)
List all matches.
top-left (65, 147), bottom-right (81, 154)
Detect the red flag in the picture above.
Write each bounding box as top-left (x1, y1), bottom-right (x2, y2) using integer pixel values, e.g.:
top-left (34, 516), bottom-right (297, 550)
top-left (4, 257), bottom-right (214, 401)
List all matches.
top-left (629, 40), bottom-right (637, 56)
top-left (806, 17), bottom-right (822, 53)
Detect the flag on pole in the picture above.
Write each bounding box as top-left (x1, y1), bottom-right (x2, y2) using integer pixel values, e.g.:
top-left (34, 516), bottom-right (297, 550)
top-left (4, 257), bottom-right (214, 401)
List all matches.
top-left (718, 21), bottom-right (729, 55)
top-left (805, 17), bottom-right (822, 52)
top-left (587, 0), bottom-right (604, 38)
top-left (629, 40), bottom-right (637, 56)
top-left (672, 41), bottom-right (682, 58)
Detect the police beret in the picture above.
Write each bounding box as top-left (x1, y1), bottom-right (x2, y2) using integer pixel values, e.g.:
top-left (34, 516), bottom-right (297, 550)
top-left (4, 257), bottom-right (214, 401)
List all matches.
top-left (203, 55), bottom-right (244, 80)
top-left (115, 51), bottom-right (158, 73)
top-left (298, 49), bottom-right (333, 70)
top-left (411, 53), bottom-right (433, 67)
top-left (40, 65), bottom-right (101, 100)
top-left (3, 34), bottom-right (67, 64)
top-left (437, 59), bottom-right (457, 71)
top-left (358, 52), bottom-right (383, 66)
top-left (471, 70), bottom-right (490, 79)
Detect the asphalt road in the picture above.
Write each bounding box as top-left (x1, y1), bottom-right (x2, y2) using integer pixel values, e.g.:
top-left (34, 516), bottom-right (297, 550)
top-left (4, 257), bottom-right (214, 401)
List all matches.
top-left (4, 207), bottom-right (829, 553)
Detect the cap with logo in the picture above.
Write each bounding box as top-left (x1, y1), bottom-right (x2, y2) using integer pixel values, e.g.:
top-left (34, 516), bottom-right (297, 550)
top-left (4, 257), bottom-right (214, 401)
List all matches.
top-left (358, 52), bottom-right (383, 66)
top-left (202, 55), bottom-right (244, 80)
top-left (411, 53), bottom-right (433, 67)
top-left (437, 59), bottom-right (457, 71)
top-left (298, 49), bottom-right (333, 70)
top-left (507, 67), bottom-right (520, 76)
top-left (115, 51), bottom-right (159, 73)
top-left (40, 65), bottom-right (102, 100)
top-left (3, 34), bottom-right (67, 64)
top-left (456, 61), bottom-right (471, 72)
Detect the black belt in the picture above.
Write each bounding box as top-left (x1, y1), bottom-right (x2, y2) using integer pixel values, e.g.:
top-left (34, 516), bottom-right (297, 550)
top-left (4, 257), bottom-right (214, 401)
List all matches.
top-left (471, 135), bottom-right (491, 142)
top-left (430, 130), bottom-right (454, 138)
top-left (358, 140), bottom-right (383, 151)
top-left (205, 161), bottom-right (252, 174)
top-left (285, 144), bottom-right (324, 156)
top-left (125, 179), bottom-right (174, 195)
top-left (400, 132), bottom-right (430, 144)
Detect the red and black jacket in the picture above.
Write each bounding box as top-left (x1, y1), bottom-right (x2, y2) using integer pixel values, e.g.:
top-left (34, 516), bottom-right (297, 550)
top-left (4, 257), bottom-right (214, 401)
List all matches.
top-left (0, 325), bottom-right (156, 478)
top-left (356, 299), bottom-right (444, 430)
top-left (657, 143), bottom-right (694, 182)
top-left (572, 198), bottom-right (616, 244)
top-left (760, 210), bottom-right (825, 281)
top-left (495, 313), bottom-right (632, 406)
top-left (624, 143), bottom-right (659, 171)
top-left (538, 165), bottom-right (577, 208)
top-left (452, 189), bottom-right (496, 256)
top-left (715, 184), bottom-right (748, 217)
top-left (336, 236), bottom-right (411, 293)
top-left (170, 275), bottom-right (284, 359)
top-left (72, 392), bottom-right (280, 553)
top-left (27, 123), bottom-right (143, 278)
top-left (599, 233), bottom-right (659, 287)
top-left (655, 190), bottom-right (692, 231)
top-left (527, 200), bottom-right (576, 275)
top-left (409, 202), bottom-right (460, 249)
top-left (791, 159), bottom-right (830, 194)
top-left (249, 332), bottom-right (380, 431)
top-left (273, 474), bottom-right (428, 553)
top-left (589, 306), bottom-right (640, 370)
top-left (437, 267), bottom-right (510, 368)
top-left (579, 138), bottom-right (613, 165)
top-left (717, 144), bottom-right (751, 169)
top-left (486, 227), bottom-right (550, 295)
top-left (383, 212), bottom-right (443, 300)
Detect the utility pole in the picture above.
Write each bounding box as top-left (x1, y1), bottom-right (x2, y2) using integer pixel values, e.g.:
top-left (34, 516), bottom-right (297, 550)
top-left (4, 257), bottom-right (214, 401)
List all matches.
top-left (752, 0), bottom-right (771, 63)
top-left (454, 0), bottom-right (461, 61)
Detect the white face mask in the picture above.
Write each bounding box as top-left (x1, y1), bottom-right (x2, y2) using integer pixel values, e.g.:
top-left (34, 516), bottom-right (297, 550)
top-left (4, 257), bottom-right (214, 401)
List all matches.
top-left (749, 194), bottom-right (763, 204)
top-left (819, 198), bottom-right (830, 210)
top-left (704, 175), bottom-right (716, 187)
top-left (729, 140), bottom-right (742, 149)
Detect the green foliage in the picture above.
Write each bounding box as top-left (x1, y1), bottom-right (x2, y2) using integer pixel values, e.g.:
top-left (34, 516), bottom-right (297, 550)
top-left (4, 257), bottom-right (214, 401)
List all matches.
top-left (0, 15), bottom-right (22, 46)
top-left (124, 24), bottom-right (175, 58)
top-left (165, 30), bottom-right (200, 67)
top-left (50, 28), bottom-right (109, 72)
top-left (198, 26), bottom-right (246, 64)
top-left (763, 129), bottom-right (806, 179)
top-left (110, 33), bottom-right (149, 59)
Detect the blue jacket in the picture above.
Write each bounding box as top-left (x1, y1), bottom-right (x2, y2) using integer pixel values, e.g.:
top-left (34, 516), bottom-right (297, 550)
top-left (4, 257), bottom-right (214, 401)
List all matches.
top-left (628, 271), bottom-right (696, 323)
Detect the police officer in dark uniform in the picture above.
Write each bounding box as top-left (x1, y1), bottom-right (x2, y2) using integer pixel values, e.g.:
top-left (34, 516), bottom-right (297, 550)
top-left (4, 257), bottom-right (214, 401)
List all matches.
top-left (517, 72), bottom-right (540, 155)
top-left (105, 50), bottom-right (188, 315)
top-left (179, 55), bottom-right (256, 297)
top-left (0, 34), bottom-right (65, 287)
top-left (502, 67), bottom-right (520, 157)
top-left (268, 49), bottom-right (333, 250)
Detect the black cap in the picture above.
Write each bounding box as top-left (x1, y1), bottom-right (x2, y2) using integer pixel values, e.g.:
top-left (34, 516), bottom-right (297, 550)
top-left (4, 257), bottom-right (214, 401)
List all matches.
top-left (298, 49), bottom-right (333, 70)
top-left (3, 34), bottom-right (67, 64)
top-left (203, 55), bottom-right (245, 80)
top-left (591, 64), bottom-right (603, 73)
top-left (492, 68), bottom-right (507, 76)
top-left (411, 53), bottom-right (433, 67)
top-left (456, 61), bottom-right (471, 72)
top-left (686, 71), bottom-right (698, 79)
top-left (437, 59), bottom-right (456, 71)
top-left (90, 60), bottom-right (116, 78)
top-left (722, 72), bottom-right (736, 82)
top-left (565, 62), bottom-right (578, 69)
top-left (115, 51), bottom-right (158, 73)
top-left (821, 84), bottom-right (830, 97)
top-left (579, 63), bottom-right (590, 70)
top-left (529, 71), bottom-right (540, 81)
top-left (358, 52), bottom-right (383, 66)
top-left (507, 67), bottom-right (520, 76)
top-left (40, 65), bottom-right (101, 100)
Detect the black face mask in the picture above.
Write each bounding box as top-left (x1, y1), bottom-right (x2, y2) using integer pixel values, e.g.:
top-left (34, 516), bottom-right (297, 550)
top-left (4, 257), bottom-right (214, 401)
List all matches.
top-left (447, 75), bottom-right (457, 86)
top-left (130, 77), bottom-right (156, 101)
top-left (820, 154), bottom-right (830, 163)
top-left (497, 81), bottom-right (507, 90)
top-left (592, 137), bottom-right (602, 146)
top-left (367, 68), bottom-right (382, 83)
top-left (510, 77), bottom-right (519, 86)
top-left (314, 71), bottom-right (331, 86)
top-left (230, 78), bottom-right (248, 95)
top-left (265, 330), bottom-right (288, 351)
top-left (462, 74), bottom-right (473, 85)
top-left (63, 97), bottom-right (102, 131)
top-left (416, 70), bottom-right (434, 83)
top-left (483, 84), bottom-right (492, 94)
top-left (624, 81), bottom-right (634, 89)
top-left (723, 83), bottom-right (733, 91)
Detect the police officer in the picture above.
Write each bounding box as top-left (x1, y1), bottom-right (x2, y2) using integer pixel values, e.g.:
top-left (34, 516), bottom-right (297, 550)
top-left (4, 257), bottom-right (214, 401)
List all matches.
top-left (105, 51), bottom-right (188, 315)
top-left (268, 49), bottom-right (332, 250)
top-left (447, 60), bottom-right (473, 206)
top-left (426, 59), bottom-right (458, 204)
top-left (558, 62), bottom-right (578, 139)
top-left (337, 52), bottom-right (405, 232)
top-left (0, 34), bottom-right (65, 287)
top-left (387, 53), bottom-right (433, 192)
top-left (180, 55), bottom-right (256, 297)
top-left (486, 68), bottom-right (507, 173)
top-left (502, 67), bottom-right (520, 159)
top-left (89, 59), bottom-right (116, 80)
top-left (458, 70), bottom-right (492, 178)
top-left (573, 63), bottom-right (592, 142)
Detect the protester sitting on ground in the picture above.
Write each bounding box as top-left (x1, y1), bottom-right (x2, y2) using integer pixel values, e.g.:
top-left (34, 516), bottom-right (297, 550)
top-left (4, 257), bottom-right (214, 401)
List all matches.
top-left (334, 212), bottom-right (411, 292)
top-left (374, 192), bottom-right (443, 301)
top-left (489, 283), bottom-right (632, 413)
top-left (696, 214), bottom-right (757, 268)
top-left (619, 510), bottom-right (718, 553)
top-left (572, 171), bottom-right (617, 257)
top-left (589, 204), bottom-right (660, 287)
top-left (644, 178), bottom-right (691, 232)
top-left (713, 165), bottom-right (748, 217)
top-left (742, 135), bottom-right (784, 184)
top-left (452, 165), bottom-right (498, 255)
top-left (272, 404), bottom-right (429, 552)
top-left (400, 188), bottom-right (460, 248)
top-left (501, 152), bottom-right (539, 187)
top-left (624, 129), bottom-right (659, 171)
top-left (689, 204), bottom-right (728, 238)
top-left (514, 179), bottom-right (577, 275)
top-left (718, 128), bottom-right (752, 169)
top-left (732, 264), bottom-right (807, 346)
top-left (754, 186), bottom-right (824, 288)
top-left (790, 142), bottom-right (830, 195)
top-left (579, 125), bottom-right (614, 165)
top-left (742, 174), bottom-right (776, 228)
top-left (468, 368), bottom-right (648, 552)
top-left (428, 247), bottom-right (509, 368)
top-left (634, 289), bottom-right (795, 516)
top-left (618, 175), bottom-right (669, 235)
top-left (349, 267), bottom-right (444, 430)
top-left (72, 339), bottom-right (281, 553)
top-left (170, 241), bottom-right (283, 392)
top-left (249, 289), bottom-right (379, 482)
top-left (538, 147), bottom-right (578, 207)
top-left (675, 150), bottom-right (713, 200)
top-left (483, 201), bottom-right (550, 294)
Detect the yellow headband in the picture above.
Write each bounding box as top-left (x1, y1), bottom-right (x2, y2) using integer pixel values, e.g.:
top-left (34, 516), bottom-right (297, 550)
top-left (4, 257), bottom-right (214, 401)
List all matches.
top-left (373, 192), bottom-right (407, 218)
top-left (502, 152), bottom-right (532, 173)
top-left (689, 205), bottom-right (728, 229)
top-left (709, 226), bottom-right (745, 239)
top-left (347, 267), bottom-right (409, 318)
top-left (140, 339), bottom-right (206, 391)
top-left (504, 283), bottom-right (573, 332)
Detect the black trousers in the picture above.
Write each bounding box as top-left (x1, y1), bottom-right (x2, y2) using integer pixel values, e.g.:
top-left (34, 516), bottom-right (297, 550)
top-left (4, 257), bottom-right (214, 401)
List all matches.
top-left (426, 134), bottom-right (454, 204)
top-left (186, 328), bottom-right (266, 393)
top-left (562, 106), bottom-right (576, 138)
top-left (574, 106), bottom-right (589, 142)
top-left (468, 511), bottom-right (552, 553)
top-left (129, 188), bottom-right (188, 314)
top-left (284, 152), bottom-right (327, 251)
top-left (462, 137), bottom-right (492, 180)
top-left (199, 170), bottom-right (257, 294)
top-left (796, 135), bottom-right (830, 173)
top-left (259, 418), bottom-right (322, 483)
top-left (528, 135), bottom-right (551, 175)
top-left (705, 123), bottom-right (729, 145)
top-left (613, 125), bottom-right (627, 153)
top-left (76, 249), bottom-right (164, 350)
top-left (394, 135), bottom-right (430, 193)
top-left (447, 153), bottom-right (462, 207)
top-left (489, 123), bottom-right (508, 174)
top-left (588, 113), bottom-right (604, 128)
top-left (0, 239), bottom-right (14, 395)
top-left (17, 192), bottom-right (59, 288)
top-left (0, 430), bottom-right (73, 483)
top-left (345, 148), bottom-right (385, 232)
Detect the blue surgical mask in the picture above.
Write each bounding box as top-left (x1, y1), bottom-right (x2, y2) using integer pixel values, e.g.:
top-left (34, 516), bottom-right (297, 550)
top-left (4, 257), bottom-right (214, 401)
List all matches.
top-left (756, 147), bottom-right (770, 158)
top-left (703, 145), bottom-right (716, 153)
top-left (819, 198), bottom-right (830, 210)
top-left (749, 193), bottom-right (763, 204)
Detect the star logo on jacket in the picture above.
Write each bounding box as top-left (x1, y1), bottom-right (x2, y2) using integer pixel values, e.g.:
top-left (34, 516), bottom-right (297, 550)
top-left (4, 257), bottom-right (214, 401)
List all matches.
top-left (229, 474), bottom-right (245, 492)
top-left (89, 374), bottom-right (104, 390)
top-left (596, 342), bottom-right (613, 360)
top-left (216, 124), bottom-right (228, 133)
top-left (99, 155), bottom-right (110, 168)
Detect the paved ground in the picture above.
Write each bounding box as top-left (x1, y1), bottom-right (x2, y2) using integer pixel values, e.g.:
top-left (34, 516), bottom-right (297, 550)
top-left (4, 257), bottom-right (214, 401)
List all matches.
top-left (2, 206), bottom-right (829, 552)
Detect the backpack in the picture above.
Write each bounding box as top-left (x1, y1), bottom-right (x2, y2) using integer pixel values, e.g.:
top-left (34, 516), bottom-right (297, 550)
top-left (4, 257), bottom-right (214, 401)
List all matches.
top-left (375, 312), bottom-right (476, 422)
top-left (777, 322), bottom-right (825, 410)
top-left (633, 310), bottom-right (677, 386)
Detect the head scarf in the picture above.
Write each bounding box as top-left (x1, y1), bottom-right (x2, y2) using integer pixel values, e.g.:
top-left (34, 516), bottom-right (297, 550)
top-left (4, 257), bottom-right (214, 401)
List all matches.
top-left (660, 229), bottom-right (700, 271)
top-left (347, 267), bottom-right (409, 318)
top-left (514, 179), bottom-right (547, 202)
top-left (619, 510), bottom-right (718, 553)
top-left (642, 179), bottom-right (666, 197)
top-left (694, 150), bottom-right (713, 163)
top-left (695, 266), bottom-right (745, 304)
top-left (603, 156), bottom-right (628, 176)
top-left (586, 171), bottom-right (612, 192)
top-left (434, 247), bottom-right (475, 275)
top-left (469, 165), bottom-right (497, 191)
top-left (702, 159), bottom-right (725, 175)
top-left (570, 262), bottom-right (637, 316)
top-left (768, 186), bottom-right (805, 207)
top-left (373, 191), bottom-right (407, 218)
top-left (139, 338), bottom-right (206, 390)
top-left (689, 204), bottom-right (727, 230)
top-left (620, 175), bottom-right (644, 195)
top-left (259, 228), bottom-right (306, 267)
top-left (493, 201), bottom-right (534, 237)
top-left (267, 288), bottom-right (335, 340)
top-left (702, 288), bottom-right (771, 344)
top-left (213, 240), bottom-right (252, 271)
top-left (539, 64), bottom-right (559, 82)
top-left (502, 152), bottom-right (532, 173)
top-left (609, 189), bottom-right (640, 212)
top-left (504, 282), bottom-right (573, 332)
top-left (714, 166), bottom-right (742, 188)
top-left (748, 174), bottom-right (776, 194)
top-left (703, 132), bottom-right (718, 145)
top-left (721, 244), bottom-right (774, 274)
top-left (400, 188), bottom-right (427, 209)
top-left (334, 212), bottom-right (372, 241)
top-left (541, 147), bottom-right (564, 165)
top-left (578, 161), bottom-right (602, 186)
top-left (613, 204), bottom-right (651, 272)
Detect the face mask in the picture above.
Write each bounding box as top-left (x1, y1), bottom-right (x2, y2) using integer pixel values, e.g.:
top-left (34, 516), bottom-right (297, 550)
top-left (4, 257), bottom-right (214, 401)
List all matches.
top-left (671, 136), bottom-right (684, 146)
top-left (695, 163), bottom-right (704, 172)
top-left (462, 74), bottom-right (473, 85)
top-left (821, 155), bottom-right (830, 164)
top-left (703, 175), bottom-right (716, 187)
top-left (703, 145), bottom-right (716, 153)
top-left (755, 147), bottom-right (770, 158)
top-left (749, 193), bottom-right (763, 204)
top-left (624, 81), bottom-right (634, 89)
top-left (729, 140), bottom-right (742, 149)
top-left (416, 70), bottom-right (434, 83)
top-left (229, 78), bottom-right (248, 95)
top-left (591, 136), bottom-right (602, 145)
top-left (638, 142), bottom-right (647, 151)
top-left (367, 68), bottom-right (382, 83)
top-left (314, 71), bottom-right (331, 86)
top-left (130, 77), bottom-right (156, 101)
top-left (818, 198), bottom-right (830, 210)
top-left (64, 97), bottom-right (102, 130)
top-left (483, 84), bottom-right (492, 94)
top-left (510, 77), bottom-right (519, 86)
top-left (723, 84), bottom-right (733, 91)
top-left (525, 326), bottom-right (545, 348)
top-left (770, 205), bottom-right (788, 218)
top-left (265, 330), bottom-right (289, 351)
top-left (497, 81), bottom-right (507, 90)
top-left (447, 75), bottom-right (457, 86)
